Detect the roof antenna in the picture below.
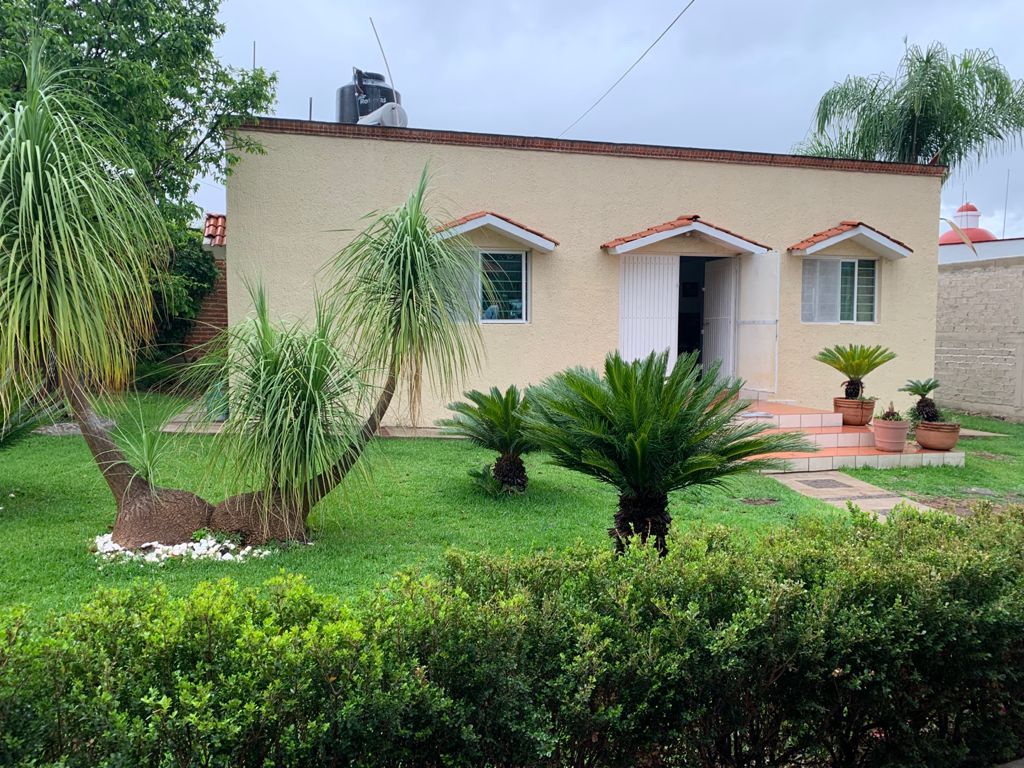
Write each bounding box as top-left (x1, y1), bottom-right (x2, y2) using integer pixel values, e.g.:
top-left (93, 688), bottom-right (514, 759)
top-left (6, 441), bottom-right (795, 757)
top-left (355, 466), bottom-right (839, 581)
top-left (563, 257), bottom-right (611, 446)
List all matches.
top-left (308, 96), bottom-right (313, 120)
top-left (1003, 168), bottom-right (1011, 239)
top-left (252, 40), bottom-right (256, 70)
top-left (369, 17), bottom-right (395, 91)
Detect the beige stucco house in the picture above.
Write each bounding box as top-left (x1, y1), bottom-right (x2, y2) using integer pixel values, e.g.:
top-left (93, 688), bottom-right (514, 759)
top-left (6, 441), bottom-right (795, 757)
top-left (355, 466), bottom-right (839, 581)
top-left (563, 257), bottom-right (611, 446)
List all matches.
top-left (224, 119), bottom-right (943, 426)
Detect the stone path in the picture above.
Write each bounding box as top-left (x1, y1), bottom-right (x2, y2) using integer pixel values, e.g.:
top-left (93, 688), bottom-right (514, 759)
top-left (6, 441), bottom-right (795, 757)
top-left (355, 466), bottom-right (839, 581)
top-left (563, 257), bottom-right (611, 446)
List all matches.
top-left (772, 470), bottom-right (932, 519)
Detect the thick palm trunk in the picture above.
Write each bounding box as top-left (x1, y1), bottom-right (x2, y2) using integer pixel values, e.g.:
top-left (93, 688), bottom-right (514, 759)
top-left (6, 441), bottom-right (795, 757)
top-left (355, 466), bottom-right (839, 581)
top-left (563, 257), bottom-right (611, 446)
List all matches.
top-left (208, 363), bottom-right (398, 544)
top-left (493, 452), bottom-right (527, 493)
top-left (611, 492), bottom-right (672, 556)
top-left (61, 374), bottom-right (213, 548)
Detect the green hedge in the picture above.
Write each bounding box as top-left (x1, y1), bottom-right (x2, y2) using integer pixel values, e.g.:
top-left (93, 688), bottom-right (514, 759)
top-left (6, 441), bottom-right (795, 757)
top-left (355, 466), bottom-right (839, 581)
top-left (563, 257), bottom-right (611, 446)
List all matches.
top-left (3, 507), bottom-right (1024, 766)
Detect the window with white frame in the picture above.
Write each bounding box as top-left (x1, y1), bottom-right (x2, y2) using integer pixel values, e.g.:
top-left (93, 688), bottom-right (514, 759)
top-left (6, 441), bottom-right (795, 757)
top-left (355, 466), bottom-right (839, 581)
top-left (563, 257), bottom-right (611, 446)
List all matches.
top-left (801, 258), bottom-right (876, 323)
top-left (480, 251), bottom-right (527, 322)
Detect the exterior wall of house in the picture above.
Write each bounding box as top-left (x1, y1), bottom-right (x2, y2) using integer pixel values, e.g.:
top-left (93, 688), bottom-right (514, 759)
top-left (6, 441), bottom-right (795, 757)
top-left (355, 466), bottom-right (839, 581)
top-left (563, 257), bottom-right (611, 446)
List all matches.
top-left (935, 256), bottom-right (1024, 420)
top-left (227, 123), bottom-right (941, 425)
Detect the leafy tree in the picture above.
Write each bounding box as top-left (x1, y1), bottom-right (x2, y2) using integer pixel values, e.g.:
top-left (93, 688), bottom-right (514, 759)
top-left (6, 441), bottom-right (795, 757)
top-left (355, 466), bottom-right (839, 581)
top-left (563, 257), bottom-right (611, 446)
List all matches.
top-left (796, 42), bottom-right (1024, 175)
top-left (0, 0), bottom-right (276, 227)
top-left (0, 45), bottom-right (215, 542)
top-left (524, 351), bottom-right (810, 555)
top-left (439, 385), bottom-right (538, 493)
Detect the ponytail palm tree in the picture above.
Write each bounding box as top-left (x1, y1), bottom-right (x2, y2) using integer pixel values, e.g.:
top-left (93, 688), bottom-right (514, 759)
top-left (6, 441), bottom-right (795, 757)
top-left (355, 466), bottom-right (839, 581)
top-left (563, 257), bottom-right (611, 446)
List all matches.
top-left (525, 351), bottom-right (811, 555)
top-left (0, 44), bottom-right (215, 543)
top-left (209, 168), bottom-right (484, 541)
top-left (797, 43), bottom-right (1024, 174)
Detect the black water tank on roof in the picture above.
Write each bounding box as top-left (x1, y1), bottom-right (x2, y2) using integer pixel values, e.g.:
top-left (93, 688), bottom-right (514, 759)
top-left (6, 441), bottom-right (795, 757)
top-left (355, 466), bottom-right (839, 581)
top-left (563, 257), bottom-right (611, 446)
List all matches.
top-left (337, 68), bottom-right (401, 123)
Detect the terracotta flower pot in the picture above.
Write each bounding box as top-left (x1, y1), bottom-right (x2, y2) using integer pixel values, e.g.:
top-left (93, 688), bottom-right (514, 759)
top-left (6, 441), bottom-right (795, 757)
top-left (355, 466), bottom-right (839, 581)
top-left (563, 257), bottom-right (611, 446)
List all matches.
top-left (915, 422), bottom-right (961, 451)
top-left (833, 397), bottom-right (874, 427)
top-left (873, 420), bottom-right (909, 452)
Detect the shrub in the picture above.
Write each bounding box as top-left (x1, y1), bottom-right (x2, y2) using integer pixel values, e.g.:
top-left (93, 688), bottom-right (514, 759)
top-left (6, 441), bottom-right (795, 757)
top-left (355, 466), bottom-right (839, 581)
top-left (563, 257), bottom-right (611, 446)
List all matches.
top-left (814, 344), bottom-right (896, 399)
top-left (3, 509), bottom-right (1024, 766)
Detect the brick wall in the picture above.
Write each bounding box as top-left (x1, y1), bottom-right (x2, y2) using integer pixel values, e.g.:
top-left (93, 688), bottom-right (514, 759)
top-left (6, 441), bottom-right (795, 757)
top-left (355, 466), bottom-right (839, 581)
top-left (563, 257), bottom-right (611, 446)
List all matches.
top-left (935, 256), bottom-right (1024, 420)
top-left (183, 251), bottom-right (227, 357)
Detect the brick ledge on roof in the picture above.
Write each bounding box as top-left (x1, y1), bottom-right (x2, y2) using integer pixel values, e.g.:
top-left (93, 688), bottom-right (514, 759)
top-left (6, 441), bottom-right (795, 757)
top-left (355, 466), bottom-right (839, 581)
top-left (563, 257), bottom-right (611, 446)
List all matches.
top-left (238, 118), bottom-right (947, 178)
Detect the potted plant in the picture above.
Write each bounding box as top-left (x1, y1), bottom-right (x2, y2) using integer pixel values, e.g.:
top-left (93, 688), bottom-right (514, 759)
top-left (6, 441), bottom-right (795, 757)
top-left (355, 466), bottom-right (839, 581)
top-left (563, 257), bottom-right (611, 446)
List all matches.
top-left (813, 344), bottom-right (896, 426)
top-left (899, 378), bottom-right (960, 450)
top-left (872, 402), bottom-right (909, 452)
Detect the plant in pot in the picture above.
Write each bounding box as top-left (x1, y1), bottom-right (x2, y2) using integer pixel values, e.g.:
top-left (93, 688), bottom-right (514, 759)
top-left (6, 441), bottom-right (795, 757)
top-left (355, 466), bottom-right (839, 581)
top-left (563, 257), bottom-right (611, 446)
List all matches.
top-left (873, 402), bottom-right (909, 452)
top-left (899, 378), bottom-right (961, 450)
top-left (813, 344), bottom-right (896, 426)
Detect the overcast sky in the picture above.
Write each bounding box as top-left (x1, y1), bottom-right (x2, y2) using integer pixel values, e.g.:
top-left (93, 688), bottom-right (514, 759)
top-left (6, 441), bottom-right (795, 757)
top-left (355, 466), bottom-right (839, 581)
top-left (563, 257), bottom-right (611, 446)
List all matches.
top-left (196, 0), bottom-right (1024, 239)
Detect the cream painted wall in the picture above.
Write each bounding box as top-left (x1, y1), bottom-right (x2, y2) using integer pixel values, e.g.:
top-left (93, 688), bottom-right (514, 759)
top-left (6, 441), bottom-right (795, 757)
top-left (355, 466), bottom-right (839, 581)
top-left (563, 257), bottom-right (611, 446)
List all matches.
top-left (227, 129), bottom-right (941, 423)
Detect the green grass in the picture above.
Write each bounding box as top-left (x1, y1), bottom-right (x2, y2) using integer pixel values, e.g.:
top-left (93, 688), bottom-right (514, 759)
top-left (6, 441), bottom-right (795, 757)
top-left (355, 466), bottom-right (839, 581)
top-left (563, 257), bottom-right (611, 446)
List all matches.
top-left (0, 393), bottom-right (840, 615)
top-left (848, 412), bottom-right (1024, 508)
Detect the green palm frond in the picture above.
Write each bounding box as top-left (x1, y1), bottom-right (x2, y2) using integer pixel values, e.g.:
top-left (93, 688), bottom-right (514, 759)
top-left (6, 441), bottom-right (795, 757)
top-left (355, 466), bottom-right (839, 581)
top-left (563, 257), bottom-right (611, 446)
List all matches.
top-left (0, 42), bottom-right (167, 407)
top-left (191, 283), bottom-right (365, 518)
top-left (899, 378), bottom-right (940, 398)
top-left (438, 385), bottom-right (537, 456)
top-left (524, 351), bottom-right (812, 498)
top-left (0, 375), bottom-right (56, 451)
top-left (795, 42), bottom-right (1024, 174)
top-left (814, 345), bottom-right (896, 382)
top-left (328, 166), bottom-right (483, 422)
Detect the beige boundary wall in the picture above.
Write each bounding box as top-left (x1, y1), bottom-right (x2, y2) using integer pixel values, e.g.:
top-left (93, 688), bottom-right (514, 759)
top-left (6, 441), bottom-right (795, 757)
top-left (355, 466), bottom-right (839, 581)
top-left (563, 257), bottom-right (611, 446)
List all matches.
top-left (936, 256), bottom-right (1024, 420)
top-left (227, 120), bottom-right (942, 426)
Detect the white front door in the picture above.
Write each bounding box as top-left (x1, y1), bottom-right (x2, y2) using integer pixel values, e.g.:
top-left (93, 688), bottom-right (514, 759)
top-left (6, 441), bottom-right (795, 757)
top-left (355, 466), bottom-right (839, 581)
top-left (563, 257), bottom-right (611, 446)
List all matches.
top-left (619, 254), bottom-right (679, 367)
top-left (702, 258), bottom-right (737, 377)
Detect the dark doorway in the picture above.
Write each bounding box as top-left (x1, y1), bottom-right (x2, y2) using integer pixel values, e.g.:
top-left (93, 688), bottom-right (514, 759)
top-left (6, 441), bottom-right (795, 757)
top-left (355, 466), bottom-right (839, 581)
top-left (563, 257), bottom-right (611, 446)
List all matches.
top-left (677, 257), bottom-right (707, 363)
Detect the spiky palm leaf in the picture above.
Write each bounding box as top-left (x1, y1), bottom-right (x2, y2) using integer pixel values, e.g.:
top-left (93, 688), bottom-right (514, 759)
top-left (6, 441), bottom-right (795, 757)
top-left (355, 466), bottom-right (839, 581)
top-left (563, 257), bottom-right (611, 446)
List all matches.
top-left (814, 344), bottom-right (896, 398)
top-left (899, 378), bottom-right (940, 398)
top-left (525, 350), bottom-right (811, 504)
top-left (439, 385), bottom-right (536, 456)
top-left (0, 43), bottom-right (167, 406)
top-left (193, 284), bottom-right (365, 527)
top-left (796, 43), bottom-right (1024, 174)
top-left (0, 376), bottom-right (56, 451)
top-left (329, 166), bottom-right (482, 422)
top-left (900, 378), bottom-right (943, 423)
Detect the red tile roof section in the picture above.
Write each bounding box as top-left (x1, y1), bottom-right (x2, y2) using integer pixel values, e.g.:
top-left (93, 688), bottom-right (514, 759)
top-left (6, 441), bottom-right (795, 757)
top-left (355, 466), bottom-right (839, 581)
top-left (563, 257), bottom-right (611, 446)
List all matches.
top-left (788, 220), bottom-right (912, 253)
top-left (600, 214), bottom-right (770, 251)
top-left (203, 213), bottom-right (226, 247)
top-left (240, 118), bottom-right (947, 178)
top-left (437, 210), bottom-right (559, 245)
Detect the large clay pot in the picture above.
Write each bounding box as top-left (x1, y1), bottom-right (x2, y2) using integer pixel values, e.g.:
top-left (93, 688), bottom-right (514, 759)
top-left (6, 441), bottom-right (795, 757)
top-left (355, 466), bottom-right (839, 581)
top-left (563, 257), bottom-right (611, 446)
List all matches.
top-left (915, 422), bottom-right (961, 451)
top-left (873, 420), bottom-right (909, 452)
top-left (833, 397), bottom-right (874, 427)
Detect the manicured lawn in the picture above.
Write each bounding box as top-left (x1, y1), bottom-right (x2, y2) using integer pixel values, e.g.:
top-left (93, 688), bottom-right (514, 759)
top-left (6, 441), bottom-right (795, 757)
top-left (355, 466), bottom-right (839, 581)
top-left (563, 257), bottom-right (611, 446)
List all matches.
top-left (0, 393), bottom-right (839, 615)
top-left (848, 412), bottom-right (1024, 510)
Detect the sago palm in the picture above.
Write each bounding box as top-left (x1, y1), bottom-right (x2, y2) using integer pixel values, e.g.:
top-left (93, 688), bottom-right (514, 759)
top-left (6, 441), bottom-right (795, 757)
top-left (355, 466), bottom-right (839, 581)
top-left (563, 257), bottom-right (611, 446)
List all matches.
top-left (525, 351), bottom-right (811, 555)
top-left (439, 385), bottom-right (537, 493)
top-left (0, 44), bottom-right (214, 544)
top-left (797, 43), bottom-right (1024, 175)
top-left (899, 378), bottom-right (942, 423)
top-left (814, 345), bottom-right (896, 399)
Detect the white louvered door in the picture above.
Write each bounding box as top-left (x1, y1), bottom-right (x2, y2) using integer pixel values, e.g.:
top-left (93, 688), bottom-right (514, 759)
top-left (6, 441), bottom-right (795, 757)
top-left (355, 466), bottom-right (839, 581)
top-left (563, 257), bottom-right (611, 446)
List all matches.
top-left (702, 258), bottom-right (737, 377)
top-left (619, 254), bottom-right (679, 368)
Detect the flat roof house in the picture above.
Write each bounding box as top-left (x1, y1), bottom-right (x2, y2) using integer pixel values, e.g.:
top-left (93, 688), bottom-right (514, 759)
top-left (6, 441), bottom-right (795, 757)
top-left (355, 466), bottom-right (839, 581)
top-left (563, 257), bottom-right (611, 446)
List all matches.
top-left (223, 119), bottom-right (943, 426)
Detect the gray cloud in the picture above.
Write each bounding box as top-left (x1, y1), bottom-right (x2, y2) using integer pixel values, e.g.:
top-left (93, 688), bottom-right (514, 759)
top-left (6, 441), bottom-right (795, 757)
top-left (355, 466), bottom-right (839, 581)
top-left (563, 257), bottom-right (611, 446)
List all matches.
top-left (195, 0), bottom-right (1024, 238)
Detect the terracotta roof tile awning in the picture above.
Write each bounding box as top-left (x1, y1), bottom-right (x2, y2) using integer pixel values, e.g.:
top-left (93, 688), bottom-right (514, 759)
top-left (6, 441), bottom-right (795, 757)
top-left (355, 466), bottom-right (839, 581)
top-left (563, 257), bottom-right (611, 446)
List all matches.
top-left (601, 215), bottom-right (771, 255)
top-left (203, 213), bottom-right (227, 248)
top-left (436, 211), bottom-right (558, 253)
top-left (788, 220), bottom-right (911, 260)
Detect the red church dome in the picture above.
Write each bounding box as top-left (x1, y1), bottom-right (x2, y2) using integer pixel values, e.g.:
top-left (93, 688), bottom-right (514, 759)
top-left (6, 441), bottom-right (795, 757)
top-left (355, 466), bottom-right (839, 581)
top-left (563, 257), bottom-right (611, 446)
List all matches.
top-left (939, 201), bottom-right (997, 244)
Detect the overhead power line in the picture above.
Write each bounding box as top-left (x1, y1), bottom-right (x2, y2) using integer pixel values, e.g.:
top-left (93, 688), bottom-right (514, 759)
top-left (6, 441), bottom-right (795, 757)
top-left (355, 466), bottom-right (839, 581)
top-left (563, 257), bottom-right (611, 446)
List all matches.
top-left (557, 0), bottom-right (699, 138)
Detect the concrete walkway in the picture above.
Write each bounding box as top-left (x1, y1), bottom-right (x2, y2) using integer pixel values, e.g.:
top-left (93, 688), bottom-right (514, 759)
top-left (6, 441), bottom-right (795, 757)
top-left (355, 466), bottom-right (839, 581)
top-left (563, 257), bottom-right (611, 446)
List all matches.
top-left (772, 470), bottom-right (932, 519)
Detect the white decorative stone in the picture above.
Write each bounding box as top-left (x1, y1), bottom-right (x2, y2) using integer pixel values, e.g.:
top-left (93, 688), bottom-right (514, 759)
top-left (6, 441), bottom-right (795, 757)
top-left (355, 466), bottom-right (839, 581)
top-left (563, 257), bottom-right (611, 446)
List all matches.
top-left (92, 533), bottom-right (273, 564)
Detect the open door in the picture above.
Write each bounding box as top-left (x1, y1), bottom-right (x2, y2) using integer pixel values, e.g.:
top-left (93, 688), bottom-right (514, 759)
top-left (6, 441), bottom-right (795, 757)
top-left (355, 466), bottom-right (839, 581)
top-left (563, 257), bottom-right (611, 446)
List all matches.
top-left (619, 254), bottom-right (679, 367)
top-left (702, 258), bottom-right (737, 376)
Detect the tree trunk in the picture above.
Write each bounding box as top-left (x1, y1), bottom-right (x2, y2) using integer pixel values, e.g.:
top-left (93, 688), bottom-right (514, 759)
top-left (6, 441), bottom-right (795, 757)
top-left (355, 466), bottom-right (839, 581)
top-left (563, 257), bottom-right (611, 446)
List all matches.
top-left (610, 492), bottom-right (672, 556)
top-left (208, 362), bottom-right (399, 543)
top-left (61, 373), bottom-right (214, 548)
top-left (492, 452), bottom-right (527, 493)
top-left (843, 379), bottom-right (864, 399)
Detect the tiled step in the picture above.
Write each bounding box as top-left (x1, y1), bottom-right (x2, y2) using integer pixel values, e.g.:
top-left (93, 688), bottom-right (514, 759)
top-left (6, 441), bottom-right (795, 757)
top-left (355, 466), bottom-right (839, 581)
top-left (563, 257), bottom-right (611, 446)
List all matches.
top-left (766, 425), bottom-right (875, 449)
top-left (739, 401), bottom-right (843, 429)
top-left (762, 444), bottom-right (965, 473)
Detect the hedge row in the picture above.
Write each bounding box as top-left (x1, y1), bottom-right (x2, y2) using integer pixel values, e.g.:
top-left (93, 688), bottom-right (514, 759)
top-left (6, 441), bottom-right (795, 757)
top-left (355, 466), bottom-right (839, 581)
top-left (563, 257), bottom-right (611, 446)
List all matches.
top-left (3, 507), bottom-right (1024, 767)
